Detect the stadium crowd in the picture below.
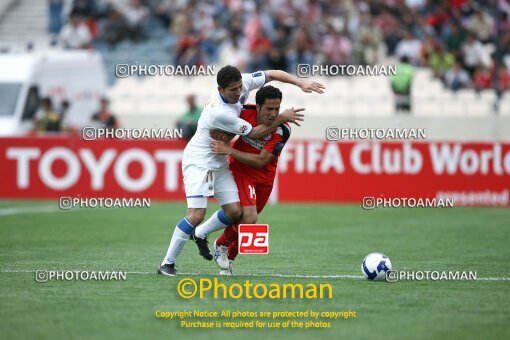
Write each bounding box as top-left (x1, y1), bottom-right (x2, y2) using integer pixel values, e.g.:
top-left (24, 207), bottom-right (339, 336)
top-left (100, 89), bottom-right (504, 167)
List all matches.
top-left (48, 0), bottom-right (510, 93)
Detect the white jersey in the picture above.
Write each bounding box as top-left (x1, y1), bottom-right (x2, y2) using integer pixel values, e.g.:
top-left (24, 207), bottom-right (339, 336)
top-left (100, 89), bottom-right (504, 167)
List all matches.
top-left (182, 71), bottom-right (267, 170)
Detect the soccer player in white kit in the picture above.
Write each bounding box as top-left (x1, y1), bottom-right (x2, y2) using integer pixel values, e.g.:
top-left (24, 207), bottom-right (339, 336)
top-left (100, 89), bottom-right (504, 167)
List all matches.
top-left (158, 66), bottom-right (324, 276)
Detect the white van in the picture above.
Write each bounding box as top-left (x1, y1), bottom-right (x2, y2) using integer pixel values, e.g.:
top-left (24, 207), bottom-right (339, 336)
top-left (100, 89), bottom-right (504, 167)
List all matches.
top-left (0, 49), bottom-right (107, 136)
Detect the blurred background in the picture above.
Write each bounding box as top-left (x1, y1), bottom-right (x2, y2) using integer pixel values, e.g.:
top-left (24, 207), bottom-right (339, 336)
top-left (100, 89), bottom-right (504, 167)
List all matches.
top-left (0, 4), bottom-right (508, 338)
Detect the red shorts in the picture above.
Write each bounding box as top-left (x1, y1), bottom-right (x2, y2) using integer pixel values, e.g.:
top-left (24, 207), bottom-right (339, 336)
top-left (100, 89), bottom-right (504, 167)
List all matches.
top-left (233, 174), bottom-right (274, 213)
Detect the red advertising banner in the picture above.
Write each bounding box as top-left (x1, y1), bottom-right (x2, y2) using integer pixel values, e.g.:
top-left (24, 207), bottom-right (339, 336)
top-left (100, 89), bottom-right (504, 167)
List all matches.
top-left (277, 140), bottom-right (510, 206)
top-left (0, 137), bottom-right (509, 206)
top-left (0, 136), bottom-right (187, 199)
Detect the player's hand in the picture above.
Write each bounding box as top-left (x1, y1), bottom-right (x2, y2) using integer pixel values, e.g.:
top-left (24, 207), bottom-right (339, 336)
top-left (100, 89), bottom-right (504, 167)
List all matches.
top-left (300, 80), bottom-right (325, 94)
top-left (279, 108), bottom-right (305, 126)
top-left (210, 140), bottom-right (232, 155)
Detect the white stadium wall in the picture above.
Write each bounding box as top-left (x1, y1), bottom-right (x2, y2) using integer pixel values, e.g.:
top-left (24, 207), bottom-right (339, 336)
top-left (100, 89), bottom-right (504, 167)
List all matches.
top-left (108, 71), bottom-right (510, 142)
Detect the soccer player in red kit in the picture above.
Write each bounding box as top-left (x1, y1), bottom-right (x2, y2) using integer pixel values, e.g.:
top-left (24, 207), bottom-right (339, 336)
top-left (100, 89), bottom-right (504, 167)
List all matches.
top-left (210, 85), bottom-right (293, 275)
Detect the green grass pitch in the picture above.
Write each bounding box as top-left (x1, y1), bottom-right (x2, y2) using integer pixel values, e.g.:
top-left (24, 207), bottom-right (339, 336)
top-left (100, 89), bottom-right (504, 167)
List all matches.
top-left (0, 200), bottom-right (509, 339)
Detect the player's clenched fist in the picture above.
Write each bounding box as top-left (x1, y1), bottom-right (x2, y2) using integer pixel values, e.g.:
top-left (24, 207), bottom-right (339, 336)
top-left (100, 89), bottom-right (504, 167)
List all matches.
top-left (210, 140), bottom-right (232, 155)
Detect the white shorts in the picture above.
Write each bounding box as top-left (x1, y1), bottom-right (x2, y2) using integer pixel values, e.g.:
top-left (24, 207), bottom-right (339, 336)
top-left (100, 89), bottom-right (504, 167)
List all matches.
top-left (182, 164), bottom-right (239, 208)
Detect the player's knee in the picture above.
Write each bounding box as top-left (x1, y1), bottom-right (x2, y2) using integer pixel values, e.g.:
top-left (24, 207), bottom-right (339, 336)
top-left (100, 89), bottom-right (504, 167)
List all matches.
top-left (186, 209), bottom-right (205, 226)
top-left (224, 205), bottom-right (242, 222)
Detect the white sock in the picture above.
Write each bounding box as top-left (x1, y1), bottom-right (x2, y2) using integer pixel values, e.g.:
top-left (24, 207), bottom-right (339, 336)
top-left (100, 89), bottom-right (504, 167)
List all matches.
top-left (161, 218), bottom-right (194, 265)
top-left (194, 209), bottom-right (232, 239)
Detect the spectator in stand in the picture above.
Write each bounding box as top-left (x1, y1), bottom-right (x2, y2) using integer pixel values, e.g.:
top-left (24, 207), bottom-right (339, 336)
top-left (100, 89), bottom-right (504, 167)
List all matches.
top-left (244, 5), bottom-right (275, 48)
top-left (354, 13), bottom-right (383, 65)
top-left (170, 8), bottom-right (189, 36)
top-left (192, 5), bottom-right (214, 41)
top-left (498, 10), bottom-right (510, 71)
top-left (174, 24), bottom-right (204, 67)
top-left (121, 0), bottom-right (149, 42)
top-left (33, 97), bottom-right (61, 133)
top-left (48, 0), bottom-right (64, 36)
top-left (59, 100), bottom-right (70, 130)
top-left (421, 34), bottom-right (441, 66)
top-left (466, 5), bottom-right (495, 43)
top-left (500, 11), bottom-right (510, 34)
top-left (201, 16), bottom-right (228, 64)
top-left (218, 33), bottom-right (249, 72)
top-left (177, 94), bottom-right (202, 140)
top-left (473, 66), bottom-right (493, 91)
top-left (248, 29), bottom-right (272, 71)
top-left (227, 13), bottom-right (244, 40)
top-left (80, 0), bottom-right (504, 96)
top-left (287, 27), bottom-right (315, 73)
top-left (390, 56), bottom-right (415, 112)
top-left (73, 0), bottom-right (95, 15)
top-left (59, 11), bottom-right (92, 49)
top-left (72, 0), bottom-right (98, 39)
top-left (265, 27), bottom-right (290, 71)
top-left (462, 33), bottom-right (488, 76)
top-left (373, 8), bottom-right (401, 55)
top-left (266, 47), bottom-right (288, 72)
top-left (153, 0), bottom-right (175, 29)
top-left (101, 8), bottom-right (129, 46)
top-left (272, 26), bottom-right (290, 53)
top-left (428, 44), bottom-right (456, 79)
top-left (405, 0), bottom-right (426, 10)
top-left (443, 23), bottom-right (467, 59)
top-left (496, 65), bottom-right (510, 92)
top-left (322, 25), bottom-right (353, 66)
top-left (424, 5), bottom-right (450, 35)
top-left (444, 62), bottom-right (471, 91)
top-left (91, 97), bottom-right (119, 130)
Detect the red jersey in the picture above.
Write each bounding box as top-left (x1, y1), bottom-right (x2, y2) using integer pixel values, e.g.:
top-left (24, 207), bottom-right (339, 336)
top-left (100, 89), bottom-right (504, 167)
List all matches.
top-left (229, 105), bottom-right (291, 184)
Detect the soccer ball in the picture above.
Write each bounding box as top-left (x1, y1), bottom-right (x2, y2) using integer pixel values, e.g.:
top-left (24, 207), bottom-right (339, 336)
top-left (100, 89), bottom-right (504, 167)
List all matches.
top-left (361, 252), bottom-right (392, 281)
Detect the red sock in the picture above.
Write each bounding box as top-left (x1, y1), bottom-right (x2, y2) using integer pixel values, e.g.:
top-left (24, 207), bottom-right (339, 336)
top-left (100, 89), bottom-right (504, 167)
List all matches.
top-left (216, 224), bottom-right (238, 247)
top-left (227, 224), bottom-right (239, 260)
top-left (228, 242), bottom-right (238, 261)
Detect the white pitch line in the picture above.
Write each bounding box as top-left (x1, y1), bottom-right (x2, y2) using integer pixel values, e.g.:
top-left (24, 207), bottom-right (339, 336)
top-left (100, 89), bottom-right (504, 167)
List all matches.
top-left (131, 271), bottom-right (364, 280)
top-left (0, 206), bottom-right (61, 216)
top-left (1, 269), bottom-right (509, 281)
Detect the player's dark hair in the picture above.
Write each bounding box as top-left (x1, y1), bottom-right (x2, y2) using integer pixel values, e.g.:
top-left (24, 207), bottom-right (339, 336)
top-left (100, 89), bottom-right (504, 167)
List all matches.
top-left (256, 85), bottom-right (283, 106)
top-left (217, 65), bottom-right (242, 88)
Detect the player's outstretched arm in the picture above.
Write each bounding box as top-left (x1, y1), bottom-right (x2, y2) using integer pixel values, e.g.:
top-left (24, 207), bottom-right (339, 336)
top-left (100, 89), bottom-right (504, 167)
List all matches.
top-left (265, 70), bottom-right (325, 94)
top-left (210, 140), bottom-right (274, 168)
top-left (247, 108), bottom-right (304, 139)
